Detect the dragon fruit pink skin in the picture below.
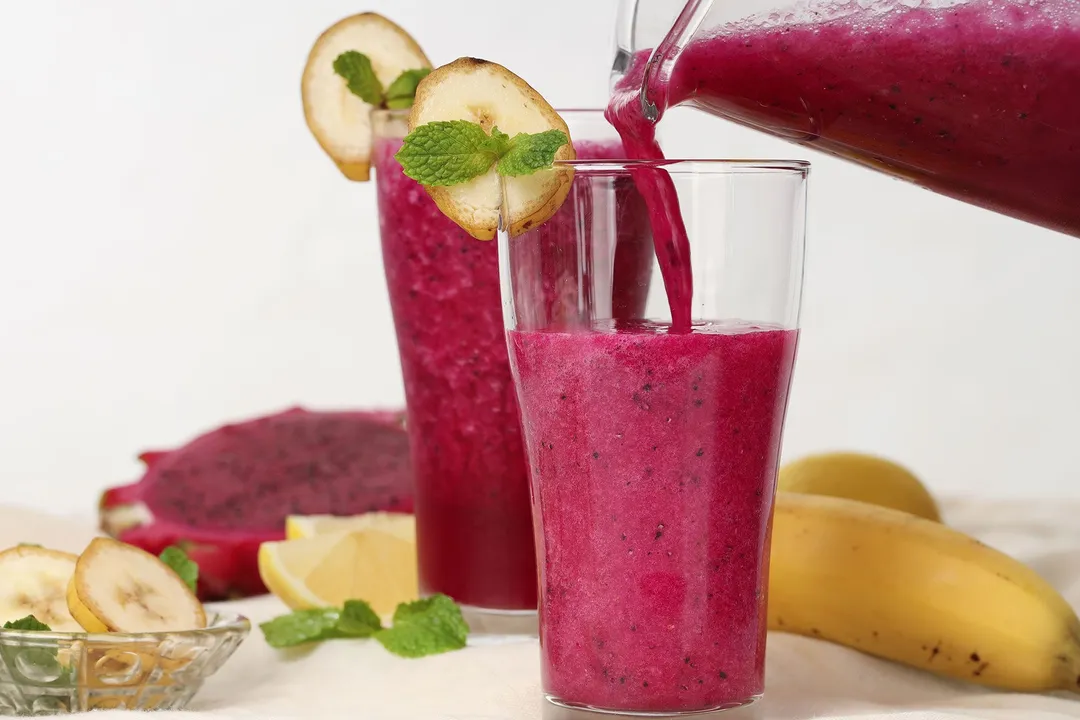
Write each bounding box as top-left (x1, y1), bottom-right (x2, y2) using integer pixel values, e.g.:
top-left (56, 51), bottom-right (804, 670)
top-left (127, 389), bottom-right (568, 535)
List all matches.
top-left (99, 406), bottom-right (414, 601)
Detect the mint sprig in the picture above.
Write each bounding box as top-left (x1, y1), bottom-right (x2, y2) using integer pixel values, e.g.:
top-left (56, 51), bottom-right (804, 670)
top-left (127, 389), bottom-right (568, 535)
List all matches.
top-left (259, 601), bottom-right (379, 648)
top-left (1, 615), bottom-right (72, 685)
top-left (395, 121), bottom-right (569, 187)
top-left (333, 51), bottom-right (430, 110)
top-left (374, 594), bottom-right (468, 658)
top-left (259, 593), bottom-right (469, 658)
top-left (3, 615), bottom-right (51, 631)
top-left (159, 545), bottom-right (199, 593)
top-left (385, 69), bottom-right (432, 110)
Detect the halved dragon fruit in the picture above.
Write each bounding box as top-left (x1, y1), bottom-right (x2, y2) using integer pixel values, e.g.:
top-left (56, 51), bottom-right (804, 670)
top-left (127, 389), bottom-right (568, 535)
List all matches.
top-left (99, 406), bottom-right (414, 601)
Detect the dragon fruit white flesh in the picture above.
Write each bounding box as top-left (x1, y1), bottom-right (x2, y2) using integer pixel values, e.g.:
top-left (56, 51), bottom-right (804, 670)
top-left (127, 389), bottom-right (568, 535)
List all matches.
top-left (99, 406), bottom-right (414, 600)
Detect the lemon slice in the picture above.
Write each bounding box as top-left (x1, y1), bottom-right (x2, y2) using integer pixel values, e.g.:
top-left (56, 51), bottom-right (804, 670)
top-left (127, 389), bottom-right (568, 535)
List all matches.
top-left (258, 524), bottom-right (417, 617)
top-left (285, 512), bottom-right (415, 541)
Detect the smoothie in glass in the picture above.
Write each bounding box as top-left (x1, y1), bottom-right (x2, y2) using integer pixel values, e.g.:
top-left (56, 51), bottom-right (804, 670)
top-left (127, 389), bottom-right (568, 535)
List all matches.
top-left (510, 321), bottom-right (798, 711)
top-left (502, 158), bottom-right (807, 715)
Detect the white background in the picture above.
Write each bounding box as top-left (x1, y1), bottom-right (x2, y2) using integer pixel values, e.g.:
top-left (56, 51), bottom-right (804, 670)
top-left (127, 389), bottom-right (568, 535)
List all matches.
top-left (1, 0), bottom-right (1077, 517)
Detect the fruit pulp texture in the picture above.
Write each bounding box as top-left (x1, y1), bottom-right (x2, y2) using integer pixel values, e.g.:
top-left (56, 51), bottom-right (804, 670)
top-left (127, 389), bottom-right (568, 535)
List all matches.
top-left (613, 0), bottom-right (1080, 239)
top-left (509, 321), bottom-right (799, 712)
top-left (373, 136), bottom-right (651, 610)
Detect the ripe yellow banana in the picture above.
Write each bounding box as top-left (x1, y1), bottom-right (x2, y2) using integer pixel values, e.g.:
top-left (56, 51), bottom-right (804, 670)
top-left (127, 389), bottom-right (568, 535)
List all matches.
top-left (768, 492), bottom-right (1080, 694)
top-left (779, 451), bottom-right (942, 521)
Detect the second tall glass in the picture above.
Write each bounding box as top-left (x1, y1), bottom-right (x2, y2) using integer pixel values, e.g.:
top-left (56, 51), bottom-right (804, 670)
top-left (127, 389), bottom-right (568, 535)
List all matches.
top-left (502, 159), bottom-right (807, 716)
top-left (371, 109), bottom-right (652, 633)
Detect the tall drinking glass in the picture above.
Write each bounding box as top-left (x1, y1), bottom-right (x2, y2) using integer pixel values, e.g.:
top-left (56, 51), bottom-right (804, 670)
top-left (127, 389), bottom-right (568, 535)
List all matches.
top-left (501, 159), bottom-right (807, 717)
top-left (371, 109), bottom-right (654, 635)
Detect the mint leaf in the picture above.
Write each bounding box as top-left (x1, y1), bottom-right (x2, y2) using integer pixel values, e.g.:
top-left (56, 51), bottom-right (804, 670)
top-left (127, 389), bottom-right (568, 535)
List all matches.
top-left (260, 608), bottom-right (346, 648)
top-left (259, 602), bottom-right (382, 649)
top-left (3, 615), bottom-right (50, 631)
top-left (375, 593), bottom-right (469, 658)
top-left (497, 130), bottom-right (570, 177)
top-left (385, 68), bottom-right (431, 110)
top-left (395, 121), bottom-right (503, 186)
top-left (159, 546), bottom-right (198, 593)
top-left (1, 615), bottom-right (69, 685)
top-left (337, 600), bottom-right (382, 637)
top-left (333, 51), bottom-right (384, 106)
top-left (397, 121), bottom-right (570, 187)
top-left (479, 126), bottom-right (511, 156)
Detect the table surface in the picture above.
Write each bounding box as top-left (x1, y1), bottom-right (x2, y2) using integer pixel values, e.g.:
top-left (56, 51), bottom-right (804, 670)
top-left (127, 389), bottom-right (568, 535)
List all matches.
top-left (8, 497), bottom-right (1080, 720)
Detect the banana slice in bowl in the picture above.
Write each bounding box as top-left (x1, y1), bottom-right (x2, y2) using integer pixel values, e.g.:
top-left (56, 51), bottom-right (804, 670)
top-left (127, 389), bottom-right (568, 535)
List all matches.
top-left (0, 545), bottom-right (82, 632)
top-left (67, 537), bottom-right (206, 633)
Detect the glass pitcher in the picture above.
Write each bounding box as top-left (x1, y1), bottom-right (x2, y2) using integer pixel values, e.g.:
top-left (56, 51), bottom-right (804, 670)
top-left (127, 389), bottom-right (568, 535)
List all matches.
top-left (611, 0), bottom-right (1080, 239)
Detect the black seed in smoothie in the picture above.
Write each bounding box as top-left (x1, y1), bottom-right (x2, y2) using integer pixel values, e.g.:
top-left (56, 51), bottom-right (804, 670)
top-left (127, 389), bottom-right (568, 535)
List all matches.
top-left (630, 624), bottom-right (637, 632)
top-left (593, 451), bottom-right (600, 459)
top-left (643, 681), bottom-right (649, 688)
top-left (620, 677), bottom-right (626, 685)
top-left (654, 524), bottom-right (664, 540)
top-left (696, 448), bottom-right (704, 457)
top-left (560, 394), bottom-right (567, 400)
top-left (719, 671), bottom-right (728, 680)
top-left (693, 399), bottom-right (704, 407)
top-left (642, 383), bottom-right (652, 392)
top-left (620, 533), bottom-right (627, 541)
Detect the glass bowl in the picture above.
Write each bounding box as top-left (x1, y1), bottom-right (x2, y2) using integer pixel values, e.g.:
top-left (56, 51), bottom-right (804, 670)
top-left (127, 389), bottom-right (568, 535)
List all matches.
top-left (0, 611), bottom-right (249, 715)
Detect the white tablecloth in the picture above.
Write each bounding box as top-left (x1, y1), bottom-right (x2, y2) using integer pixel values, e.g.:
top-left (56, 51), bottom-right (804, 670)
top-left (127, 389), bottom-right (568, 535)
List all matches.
top-left (10, 497), bottom-right (1080, 720)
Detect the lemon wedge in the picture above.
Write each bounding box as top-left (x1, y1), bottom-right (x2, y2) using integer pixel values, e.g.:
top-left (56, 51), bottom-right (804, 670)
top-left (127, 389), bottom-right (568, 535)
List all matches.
top-left (259, 516), bottom-right (417, 617)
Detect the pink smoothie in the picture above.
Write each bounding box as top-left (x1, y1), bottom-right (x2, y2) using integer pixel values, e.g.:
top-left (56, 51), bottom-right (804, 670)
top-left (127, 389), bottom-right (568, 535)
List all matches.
top-left (374, 131), bottom-right (651, 611)
top-left (509, 321), bottom-right (798, 713)
top-left (611, 0), bottom-right (1080, 238)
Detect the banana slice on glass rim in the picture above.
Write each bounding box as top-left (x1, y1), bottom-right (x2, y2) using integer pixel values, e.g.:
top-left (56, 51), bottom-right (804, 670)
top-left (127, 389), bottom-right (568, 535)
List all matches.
top-left (398, 57), bottom-right (577, 240)
top-left (302, 12), bottom-right (433, 181)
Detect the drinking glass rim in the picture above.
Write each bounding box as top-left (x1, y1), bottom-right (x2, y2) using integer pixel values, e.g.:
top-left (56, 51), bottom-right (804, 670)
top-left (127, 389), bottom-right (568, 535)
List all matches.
top-left (555, 158), bottom-right (810, 175)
